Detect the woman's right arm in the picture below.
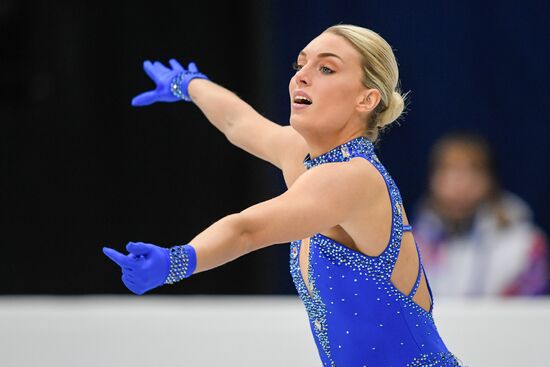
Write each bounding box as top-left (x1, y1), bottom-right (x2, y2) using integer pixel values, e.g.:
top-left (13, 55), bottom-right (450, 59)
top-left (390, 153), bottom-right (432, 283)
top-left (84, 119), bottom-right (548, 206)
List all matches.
top-left (131, 59), bottom-right (308, 177)
top-left (188, 78), bottom-right (306, 170)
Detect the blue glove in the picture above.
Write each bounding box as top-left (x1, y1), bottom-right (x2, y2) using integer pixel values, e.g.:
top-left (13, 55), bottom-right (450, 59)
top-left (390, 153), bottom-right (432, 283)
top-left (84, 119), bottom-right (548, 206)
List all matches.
top-left (103, 242), bottom-right (170, 295)
top-left (131, 59), bottom-right (209, 106)
top-left (103, 242), bottom-right (197, 295)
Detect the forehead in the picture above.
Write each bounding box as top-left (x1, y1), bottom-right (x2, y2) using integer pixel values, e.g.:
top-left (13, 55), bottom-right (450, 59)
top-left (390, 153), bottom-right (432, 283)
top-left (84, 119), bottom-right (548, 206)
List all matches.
top-left (299, 32), bottom-right (360, 62)
top-left (438, 144), bottom-right (488, 167)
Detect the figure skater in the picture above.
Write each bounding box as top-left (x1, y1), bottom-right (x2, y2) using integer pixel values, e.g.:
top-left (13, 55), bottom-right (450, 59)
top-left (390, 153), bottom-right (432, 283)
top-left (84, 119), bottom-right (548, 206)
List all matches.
top-left (103, 24), bottom-right (462, 366)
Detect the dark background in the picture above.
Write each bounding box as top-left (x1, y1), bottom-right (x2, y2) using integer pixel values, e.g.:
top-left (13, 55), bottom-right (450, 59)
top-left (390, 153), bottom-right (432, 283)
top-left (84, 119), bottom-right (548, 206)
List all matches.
top-left (1, 1), bottom-right (548, 294)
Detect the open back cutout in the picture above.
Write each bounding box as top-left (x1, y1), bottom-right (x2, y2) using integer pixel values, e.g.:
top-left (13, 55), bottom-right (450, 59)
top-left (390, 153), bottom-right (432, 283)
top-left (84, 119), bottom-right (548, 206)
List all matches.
top-left (391, 205), bottom-right (433, 312)
top-left (297, 156), bottom-right (432, 312)
top-left (298, 210), bottom-right (433, 313)
top-left (299, 237), bottom-right (314, 299)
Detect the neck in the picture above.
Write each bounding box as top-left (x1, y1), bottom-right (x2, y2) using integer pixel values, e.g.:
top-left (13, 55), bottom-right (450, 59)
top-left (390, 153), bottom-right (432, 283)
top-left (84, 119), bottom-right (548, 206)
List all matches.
top-left (306, 130), bottom-right (367, 159)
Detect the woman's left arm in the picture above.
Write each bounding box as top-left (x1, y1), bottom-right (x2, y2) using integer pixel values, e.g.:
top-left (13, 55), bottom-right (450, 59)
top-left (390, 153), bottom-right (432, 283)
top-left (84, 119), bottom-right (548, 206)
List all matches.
top-left (103, 162), bottom-right (369, 294)
top-left (191, 162), bottom-right (367, 273)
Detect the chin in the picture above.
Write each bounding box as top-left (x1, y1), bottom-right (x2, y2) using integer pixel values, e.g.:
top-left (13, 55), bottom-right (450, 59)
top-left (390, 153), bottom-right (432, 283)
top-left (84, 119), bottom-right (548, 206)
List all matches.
top-left (289, 114), bottom-right (311, 134)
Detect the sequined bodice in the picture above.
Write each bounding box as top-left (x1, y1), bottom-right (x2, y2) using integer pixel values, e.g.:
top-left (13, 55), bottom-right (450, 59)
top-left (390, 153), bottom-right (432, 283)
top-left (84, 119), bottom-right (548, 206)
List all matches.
top-left (289, 136), bottom-right (461, 367)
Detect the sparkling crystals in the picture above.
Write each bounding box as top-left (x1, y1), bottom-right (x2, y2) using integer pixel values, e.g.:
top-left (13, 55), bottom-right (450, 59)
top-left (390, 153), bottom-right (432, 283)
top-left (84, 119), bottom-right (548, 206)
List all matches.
top-left (291, 246), bottom-right (298, 259)
top-left (405, 351), bottom-right (462, 367)
top-left (303, 135), bottom-right (375, 170)
top-left (341, 146), bottom-right (350, 158)
top-left (395, 202), bottom-right (402, 217)
top-left (315, 318), bottom-right (322, 331)
top-left (169, 71), bottom-right (208, 102)
top-left (164, 245), bottom-right (194, 284)
top-left (289, 239), bottom-right (333, 364)
top-left (288, 135), bottom-right (443, 366)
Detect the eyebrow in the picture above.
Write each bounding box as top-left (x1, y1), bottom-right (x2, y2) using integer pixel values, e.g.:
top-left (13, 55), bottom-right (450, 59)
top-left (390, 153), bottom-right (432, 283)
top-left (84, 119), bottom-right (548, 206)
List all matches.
top-left (298, 51), bottom-right (344, 63)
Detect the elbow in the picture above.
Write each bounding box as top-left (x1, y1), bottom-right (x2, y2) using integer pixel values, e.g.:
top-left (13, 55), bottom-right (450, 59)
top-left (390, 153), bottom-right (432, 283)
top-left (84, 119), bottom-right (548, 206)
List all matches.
top-left (223, 114), bottom-right (243, 146)
top-left (229, 211), bottom-right (275, 255)
top-left (223, 213), bottom-right (257, 255)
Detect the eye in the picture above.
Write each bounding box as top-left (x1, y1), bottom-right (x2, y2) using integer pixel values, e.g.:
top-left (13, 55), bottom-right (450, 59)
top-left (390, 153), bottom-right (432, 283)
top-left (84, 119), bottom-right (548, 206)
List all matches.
top-left (292, 61), bottom-right (303, 71)
top-left (320, 65), bottom-right (334, 74)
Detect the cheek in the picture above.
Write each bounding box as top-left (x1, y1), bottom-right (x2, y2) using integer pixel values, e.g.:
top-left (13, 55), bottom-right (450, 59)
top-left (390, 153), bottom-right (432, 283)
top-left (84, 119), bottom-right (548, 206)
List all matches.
top-left (316, 79), bottom-right (357, 109)
top-left (469, 175), bottom-right (491, 200)
top-left (288, 76), bottom-right (296, 93)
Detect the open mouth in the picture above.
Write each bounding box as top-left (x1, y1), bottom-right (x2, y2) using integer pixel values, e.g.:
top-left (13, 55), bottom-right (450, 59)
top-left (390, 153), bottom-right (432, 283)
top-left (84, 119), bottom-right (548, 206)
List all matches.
top-left (293, 96), bottom-right (312, 105)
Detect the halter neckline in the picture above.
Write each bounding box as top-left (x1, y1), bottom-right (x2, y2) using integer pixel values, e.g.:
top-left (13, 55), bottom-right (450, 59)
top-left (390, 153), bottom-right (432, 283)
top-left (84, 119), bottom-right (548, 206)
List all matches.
top-left (302, 135), bottom-right (375, 170)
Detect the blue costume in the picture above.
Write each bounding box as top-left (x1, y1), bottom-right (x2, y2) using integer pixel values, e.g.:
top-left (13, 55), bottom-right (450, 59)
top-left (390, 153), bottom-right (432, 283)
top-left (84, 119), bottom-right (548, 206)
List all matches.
top-left (103, 59), bottom-right (463, 366)
top-left (289, 136), bottom-right (462, 366)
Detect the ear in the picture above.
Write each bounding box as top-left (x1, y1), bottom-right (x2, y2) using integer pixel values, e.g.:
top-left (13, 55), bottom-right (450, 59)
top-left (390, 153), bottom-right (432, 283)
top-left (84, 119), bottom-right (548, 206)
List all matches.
top-left (355, 89), bottom-right (381, 114)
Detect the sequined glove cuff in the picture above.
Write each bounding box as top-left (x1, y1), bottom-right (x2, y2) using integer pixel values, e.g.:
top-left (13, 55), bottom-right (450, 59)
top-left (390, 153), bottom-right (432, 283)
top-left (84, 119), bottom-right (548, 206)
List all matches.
top-left (170, 71), bottom-right (209, 102)
top-left (164, 244), bottom-right (197, 284)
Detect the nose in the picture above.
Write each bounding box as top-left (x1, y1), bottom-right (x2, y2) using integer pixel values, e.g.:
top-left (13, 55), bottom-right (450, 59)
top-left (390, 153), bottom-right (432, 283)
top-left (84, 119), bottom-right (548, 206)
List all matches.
top-left (294, 66), bottom-right (310, 86)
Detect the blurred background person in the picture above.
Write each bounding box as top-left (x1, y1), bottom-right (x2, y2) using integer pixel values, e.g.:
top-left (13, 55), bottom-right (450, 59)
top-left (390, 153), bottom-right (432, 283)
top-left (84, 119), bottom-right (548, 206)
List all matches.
top-left (412, 131), bottom-right (549, 297)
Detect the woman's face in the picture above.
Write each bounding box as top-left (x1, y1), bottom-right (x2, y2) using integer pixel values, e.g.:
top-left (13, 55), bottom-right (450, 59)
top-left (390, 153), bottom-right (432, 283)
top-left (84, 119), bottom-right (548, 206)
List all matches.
top-left (289, 32), bottom-right (368, 140)
top-left (430, 143), bottom-right (492, 220)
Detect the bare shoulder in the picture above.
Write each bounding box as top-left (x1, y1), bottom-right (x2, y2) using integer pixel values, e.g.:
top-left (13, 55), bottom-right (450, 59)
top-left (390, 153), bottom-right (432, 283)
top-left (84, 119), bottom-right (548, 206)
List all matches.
top-left (295, 159), bottom-right (373, 194)
top-left (347, 156), bottom-right (388, 190)
top-left (302, 156), bottom-right (390, 216)
top-left (278, 137), bottom-right (387, 192)
top-left (239, 158), bottom-right (376, 247)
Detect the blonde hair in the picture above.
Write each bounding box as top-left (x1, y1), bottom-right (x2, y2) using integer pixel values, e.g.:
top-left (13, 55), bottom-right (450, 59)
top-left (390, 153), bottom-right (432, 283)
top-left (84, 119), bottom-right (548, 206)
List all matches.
top-left (324, 24), bottom-right (409, 141)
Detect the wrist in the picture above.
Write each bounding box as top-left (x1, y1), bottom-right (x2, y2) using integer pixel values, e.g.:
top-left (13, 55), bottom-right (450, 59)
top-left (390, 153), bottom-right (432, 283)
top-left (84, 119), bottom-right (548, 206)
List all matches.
top-left (186, 78), bottom-right (210, 102)
top-left (170, 71), bottom-right (209, 102)
top-left (164, 244), bottom-right (197, 284)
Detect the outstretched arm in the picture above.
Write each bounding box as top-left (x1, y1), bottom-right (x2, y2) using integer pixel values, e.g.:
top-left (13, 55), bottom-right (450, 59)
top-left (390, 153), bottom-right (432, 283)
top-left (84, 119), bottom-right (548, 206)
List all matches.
top-left (103, 162), bottom-right (368, 293)
top-left (187, 79), bottom-right (296, 169)
top-left (190, 162), bottom-right (364, 272)
top-left (131, 59), bottom-right (302, 169)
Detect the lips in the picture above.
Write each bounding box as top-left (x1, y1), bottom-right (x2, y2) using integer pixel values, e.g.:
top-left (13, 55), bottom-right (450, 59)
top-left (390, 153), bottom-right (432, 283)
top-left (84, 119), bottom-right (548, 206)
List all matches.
top-left (292, 90), bottom-right (313, 109)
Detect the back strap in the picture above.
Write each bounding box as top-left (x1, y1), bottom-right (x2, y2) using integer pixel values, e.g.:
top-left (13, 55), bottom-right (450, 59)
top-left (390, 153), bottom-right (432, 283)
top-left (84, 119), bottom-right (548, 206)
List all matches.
top-left (402, 224), bottom-right (413, 232)
top-left (408, 240), bottom-right (423, 298)
top-left (409, 262), bottom-right (423, 298)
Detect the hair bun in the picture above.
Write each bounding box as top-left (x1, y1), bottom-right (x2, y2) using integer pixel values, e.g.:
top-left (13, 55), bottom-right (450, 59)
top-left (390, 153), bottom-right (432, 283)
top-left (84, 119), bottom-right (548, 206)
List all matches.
top-left (377, 90), bottom-right (407, 129)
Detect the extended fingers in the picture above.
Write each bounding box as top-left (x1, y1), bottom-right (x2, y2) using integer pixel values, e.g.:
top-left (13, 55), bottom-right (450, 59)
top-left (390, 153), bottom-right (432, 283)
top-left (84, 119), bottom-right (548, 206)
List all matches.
top-left (153, 61), bottom-right (170, 73)
top-left (131, 91), bottom-right (158, 106)
top-left (187, 62), bottom-right (198, 73)
top-left (103, 247), bottom-right (134, 268)
top-left (126, 242), bottom-right (152, 256)
top-left (142, 60), bottom-right (160, 84)
top-left (169, 59), bottom-right (184, 72)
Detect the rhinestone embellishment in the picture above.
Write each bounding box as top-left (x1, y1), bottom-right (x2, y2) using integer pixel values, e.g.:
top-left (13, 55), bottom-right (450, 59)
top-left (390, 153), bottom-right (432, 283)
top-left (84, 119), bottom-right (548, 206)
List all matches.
top-left (289, 135), bottom-right (456, 366)
top-left (341, 146), bottom-right (350, 158)
top-left (291, 245), bottom-right (298, 259)
top-left (303, 135), bottom-right (374, 170)
top-left (315, 319), bottom-right (322, 331)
